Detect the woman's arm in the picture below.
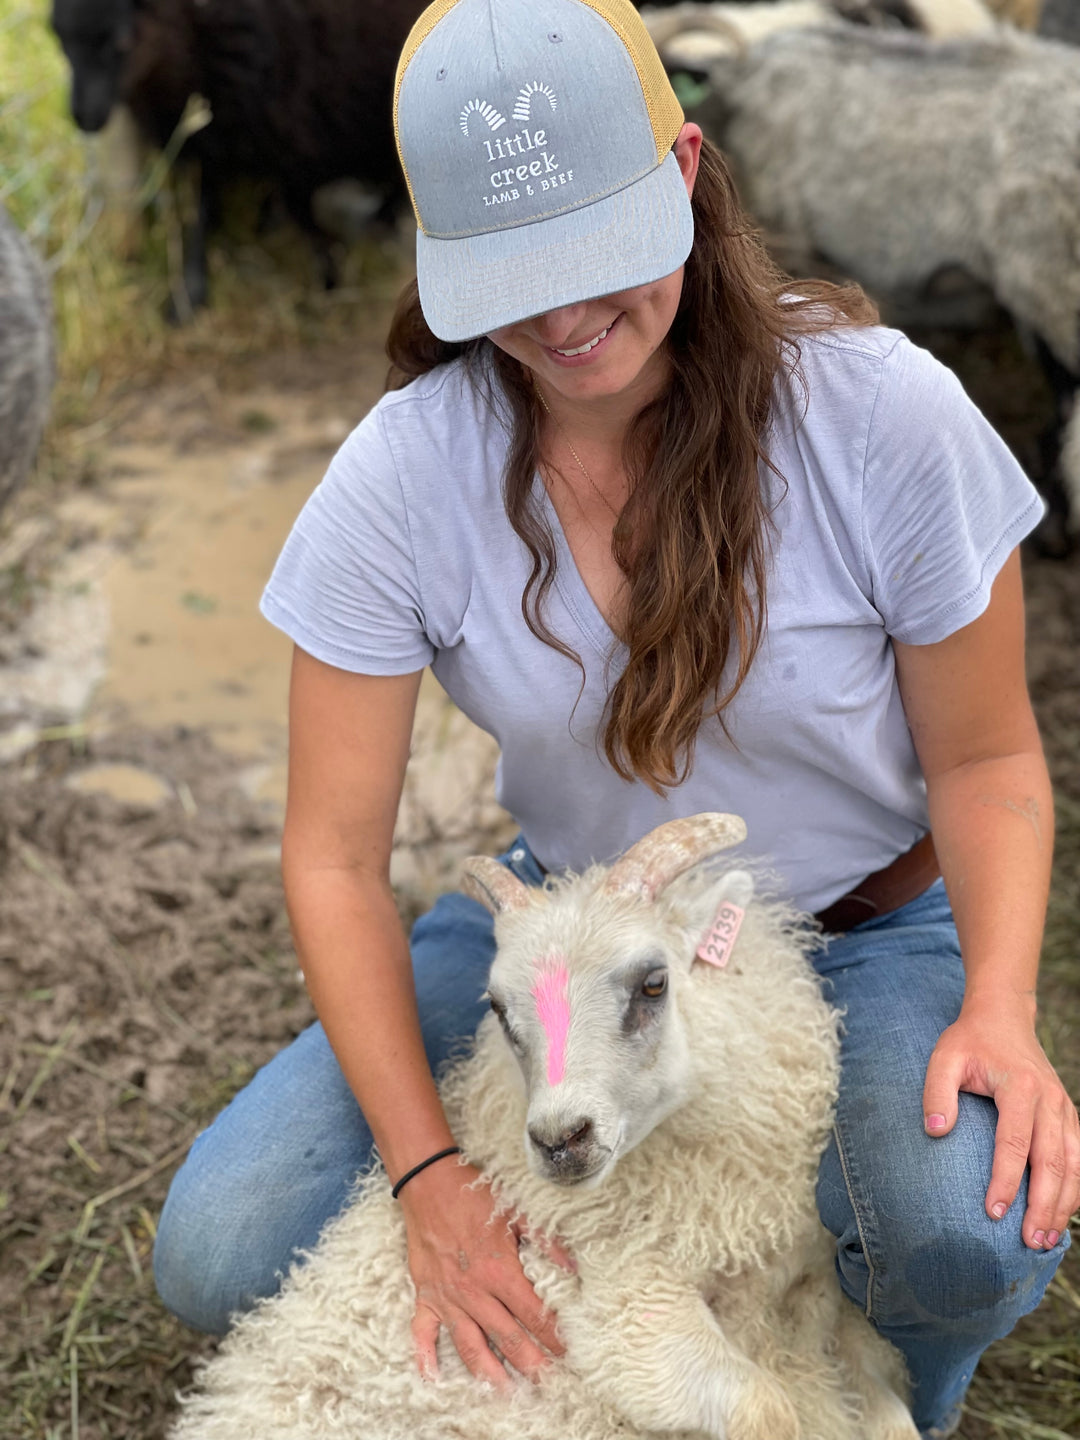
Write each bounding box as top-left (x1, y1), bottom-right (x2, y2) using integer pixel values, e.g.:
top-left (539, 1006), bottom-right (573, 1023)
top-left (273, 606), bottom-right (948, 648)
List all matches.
top-left (892, 548), bottom-right (1080, 1251)
top-left (282, 646), bottom-right (566, 1384)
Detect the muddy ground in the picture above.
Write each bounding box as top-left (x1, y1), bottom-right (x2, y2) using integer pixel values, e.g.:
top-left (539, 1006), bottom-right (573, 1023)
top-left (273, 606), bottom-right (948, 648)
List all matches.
top-left (0, 287), bottom-right (1078, 1439)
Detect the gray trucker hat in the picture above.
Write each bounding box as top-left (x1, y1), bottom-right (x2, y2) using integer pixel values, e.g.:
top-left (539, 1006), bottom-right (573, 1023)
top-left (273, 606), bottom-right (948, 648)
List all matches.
top-left (393, 0), bottom-right (693, 341)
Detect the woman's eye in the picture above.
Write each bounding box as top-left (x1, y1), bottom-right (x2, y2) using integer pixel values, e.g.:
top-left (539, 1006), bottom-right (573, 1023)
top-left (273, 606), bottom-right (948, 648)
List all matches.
top-left (641, 969), bottom-right (668, 998)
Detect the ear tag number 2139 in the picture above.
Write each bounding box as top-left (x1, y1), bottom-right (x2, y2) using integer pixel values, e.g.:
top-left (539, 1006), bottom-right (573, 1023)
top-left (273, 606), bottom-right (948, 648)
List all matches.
top-left (695, 902), bottom-right (745, 969)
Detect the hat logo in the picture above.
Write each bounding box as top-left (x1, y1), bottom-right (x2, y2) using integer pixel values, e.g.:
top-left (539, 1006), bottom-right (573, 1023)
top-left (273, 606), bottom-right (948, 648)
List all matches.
top-left (454, 79), bottom-right (574, 213)
top-left (460, 98), bottom-right (506, 137)
top-left (513, 81), bottom-right (557, 122)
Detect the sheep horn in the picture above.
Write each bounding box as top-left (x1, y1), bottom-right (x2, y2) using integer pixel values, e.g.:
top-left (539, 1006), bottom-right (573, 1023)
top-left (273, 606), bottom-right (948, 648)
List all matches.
top-left (602, 813), bottom-right (748, 900)
top-left (461, 857), bottom-right (539, 915)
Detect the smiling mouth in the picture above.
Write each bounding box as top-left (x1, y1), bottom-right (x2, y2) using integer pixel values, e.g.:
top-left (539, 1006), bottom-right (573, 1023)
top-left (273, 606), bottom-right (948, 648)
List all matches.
top-left (549, 315), bottom-right (620, 357)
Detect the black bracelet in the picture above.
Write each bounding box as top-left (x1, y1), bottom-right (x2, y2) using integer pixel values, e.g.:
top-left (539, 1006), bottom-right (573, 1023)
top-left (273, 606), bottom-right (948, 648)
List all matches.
top-left (391, 1146), bottom-right (462, 1200)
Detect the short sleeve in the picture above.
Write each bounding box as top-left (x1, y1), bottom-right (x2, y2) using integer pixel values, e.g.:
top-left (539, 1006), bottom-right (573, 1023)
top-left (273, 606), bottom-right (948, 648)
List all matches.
top-left (861, 338), bottom-right (1043, 644)
top-left (259, 405), bottom-right (435, 674)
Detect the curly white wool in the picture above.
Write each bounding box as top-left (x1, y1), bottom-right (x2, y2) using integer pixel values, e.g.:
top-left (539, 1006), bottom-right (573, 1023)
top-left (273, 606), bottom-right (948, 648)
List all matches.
top-left (169, 832), bottom-right (918, 1440)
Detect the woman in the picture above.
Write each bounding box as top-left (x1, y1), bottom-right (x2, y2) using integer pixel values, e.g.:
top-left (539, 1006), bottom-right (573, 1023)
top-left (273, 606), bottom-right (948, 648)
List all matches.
top-left (153, 2), bottom-right (1079, 1436)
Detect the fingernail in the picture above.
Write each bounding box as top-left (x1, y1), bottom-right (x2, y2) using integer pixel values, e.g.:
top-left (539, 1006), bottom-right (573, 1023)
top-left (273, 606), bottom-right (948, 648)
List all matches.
top-left (992, 1201), bottom-right (1007, 1219)
top-left (925, 1114), bottom-right (947, 1132)
top-left (1047, 1230), bottom-right (1060, 1247)
top-left (1033, 1230), bottom-right (1046, 1247)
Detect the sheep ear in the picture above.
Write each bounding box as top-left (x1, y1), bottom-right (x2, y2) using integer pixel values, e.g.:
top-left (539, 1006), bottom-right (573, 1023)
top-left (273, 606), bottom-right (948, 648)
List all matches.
top-left (603, 813), bottom-right (747, 901)
top-left (688, 869), bottom-right (755, 971)
top-left (461, 857), bottom-right (539, 915)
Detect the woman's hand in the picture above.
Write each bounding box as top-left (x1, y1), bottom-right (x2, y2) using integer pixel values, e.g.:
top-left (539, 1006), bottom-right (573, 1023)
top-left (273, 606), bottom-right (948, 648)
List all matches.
top-left (399, 1157), bottom-right (573, 1386)
top-left (922, 998), bottom-right (1080, 1250)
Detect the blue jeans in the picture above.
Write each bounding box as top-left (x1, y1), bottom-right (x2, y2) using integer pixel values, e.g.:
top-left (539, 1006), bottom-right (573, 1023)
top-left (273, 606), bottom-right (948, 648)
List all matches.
top-left (153, 841), bottom-right (1067, 1438)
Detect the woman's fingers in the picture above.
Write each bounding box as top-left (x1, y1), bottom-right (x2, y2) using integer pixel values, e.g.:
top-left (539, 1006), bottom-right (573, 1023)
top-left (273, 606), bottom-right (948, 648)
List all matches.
top-left (1022, 1097), bottom-right (1065, 1246)
top-left (1024, 1093), bottom-right (1080, 1248)
top-left (986, 1081), bottom-right (1037, 1228)
top-left (1055, 1111), bottom-right (1080, 1243)
top-left (445, 1308), bottom-right (516, 1390)
top-left (921, 1044), bottom-right (964, 1137)
top-left (474, 1294), bottom-right (555, 1379)
top-left (495, 1262), bottom-right (566, 1359)
top-left (411, 1301), bottom-right (441, 1380)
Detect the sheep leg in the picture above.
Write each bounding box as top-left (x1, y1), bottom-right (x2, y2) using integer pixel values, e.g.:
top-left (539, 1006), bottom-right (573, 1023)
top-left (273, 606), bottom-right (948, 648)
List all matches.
top-left (181, 163), bottom-right (216, 313)
top-left (834, 1301), bottom-right (921, 1439)
top-left (560, 1285), bottom-right (799, 1440)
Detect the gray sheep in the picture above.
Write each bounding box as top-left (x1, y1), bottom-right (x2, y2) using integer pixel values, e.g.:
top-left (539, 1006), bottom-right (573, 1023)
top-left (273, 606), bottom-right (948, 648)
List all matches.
top-left (0, 205), bottom-right (55, 517)
top-left (668, 19), bottom-right (1080, 543)
top-left (1040, 0), bottom-right (1079, 45)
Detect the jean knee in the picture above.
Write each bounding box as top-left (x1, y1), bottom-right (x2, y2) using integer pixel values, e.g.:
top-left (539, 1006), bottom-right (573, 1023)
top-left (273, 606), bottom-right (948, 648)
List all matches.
top-left (153, 1135), bottom-right (314, 1334)
top-left (153, 1164), bottom-right (238, 1335)
top-left (875, 1205), bottom-right (1066, 1334)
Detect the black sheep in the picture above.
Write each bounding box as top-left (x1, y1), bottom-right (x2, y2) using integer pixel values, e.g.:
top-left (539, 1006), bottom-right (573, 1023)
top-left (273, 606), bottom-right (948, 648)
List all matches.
top-left (50, 0), bottom-right (426, 310)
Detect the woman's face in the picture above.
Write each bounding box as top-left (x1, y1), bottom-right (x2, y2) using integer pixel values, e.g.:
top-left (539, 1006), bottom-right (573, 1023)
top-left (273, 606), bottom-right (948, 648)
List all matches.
top-left (486, 272), bottom-right (686, 406)
top-left (485, 124), bottom-right (702, 410)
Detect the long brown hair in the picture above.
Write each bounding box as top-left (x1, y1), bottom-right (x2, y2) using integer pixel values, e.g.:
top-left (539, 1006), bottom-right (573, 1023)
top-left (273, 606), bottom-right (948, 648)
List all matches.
top-left (386, 137), bottom-right (876, 792)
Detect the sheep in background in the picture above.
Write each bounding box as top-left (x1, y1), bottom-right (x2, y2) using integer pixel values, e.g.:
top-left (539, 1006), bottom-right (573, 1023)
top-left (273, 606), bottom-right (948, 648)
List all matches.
top-left (642, 0), bottom-right (1042, 53)
top-left (49, 0), bottom-right (423, 313)
top-left (168, 814), bottom-right (919, 1440)
top-left (655, 18), bottom-right (1080, 546)
top-left (640, 1), bottom-right (996, 74)
top-left (0, 206), bottom-right (55, 518)
top-left (1040, 0), bottom-right (1079, 44)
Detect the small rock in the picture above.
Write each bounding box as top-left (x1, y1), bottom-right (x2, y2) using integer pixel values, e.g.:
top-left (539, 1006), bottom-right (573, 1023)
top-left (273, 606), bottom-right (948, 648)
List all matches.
top-left (65, 763), bottom-right (173, 809)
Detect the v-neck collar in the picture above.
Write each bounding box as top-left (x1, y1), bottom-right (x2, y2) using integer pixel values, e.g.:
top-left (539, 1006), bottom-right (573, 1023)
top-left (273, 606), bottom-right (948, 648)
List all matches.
top-left (536, 477), bottom-right (628, 667)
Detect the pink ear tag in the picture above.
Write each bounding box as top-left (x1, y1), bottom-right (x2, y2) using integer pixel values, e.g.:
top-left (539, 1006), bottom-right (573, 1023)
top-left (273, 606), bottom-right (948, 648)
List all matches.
top-left (695, 902), bottom-right (745, 969)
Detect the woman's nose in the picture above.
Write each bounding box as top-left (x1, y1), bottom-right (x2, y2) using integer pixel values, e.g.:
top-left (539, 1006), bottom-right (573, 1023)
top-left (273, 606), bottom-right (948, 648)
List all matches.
top-left (531, 302), bottom-right (591, 347)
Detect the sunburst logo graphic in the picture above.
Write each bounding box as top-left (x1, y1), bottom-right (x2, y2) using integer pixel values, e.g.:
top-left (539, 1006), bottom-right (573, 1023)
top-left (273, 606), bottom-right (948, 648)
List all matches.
top-left (459, 98), bottom-right (506, 137)
top-left (513, 81), bottom-right (558, 122)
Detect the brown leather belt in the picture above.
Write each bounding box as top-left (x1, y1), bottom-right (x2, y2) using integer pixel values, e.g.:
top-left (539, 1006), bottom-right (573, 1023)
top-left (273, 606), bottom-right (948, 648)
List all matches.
top-left (814, 833), bottom-right (940, 934)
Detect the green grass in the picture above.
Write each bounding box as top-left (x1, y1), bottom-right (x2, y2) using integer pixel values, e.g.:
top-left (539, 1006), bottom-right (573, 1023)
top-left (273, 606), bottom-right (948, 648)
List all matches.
top-left (0, 0), bottom-right (403, 427)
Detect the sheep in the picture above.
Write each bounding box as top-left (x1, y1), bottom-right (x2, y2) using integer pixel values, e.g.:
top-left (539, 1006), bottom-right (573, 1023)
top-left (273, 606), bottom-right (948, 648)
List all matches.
top-left (0, 205), bottom-right (55, 519)
top-left (653, 16), bottom-right (1080, 544)
top-left (1040, 0), bottom-right (1079, 45)
top-left (167, 813), bottom-right (920, 1440)
top-left (49, 0), bottom-right (422, 311)
top-left (640, 1), bottom-right (1002, 78)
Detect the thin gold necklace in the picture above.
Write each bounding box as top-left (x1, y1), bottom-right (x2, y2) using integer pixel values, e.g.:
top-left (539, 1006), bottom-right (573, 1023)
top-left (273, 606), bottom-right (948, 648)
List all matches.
top-left (534, 382), bottom-right (620, 518)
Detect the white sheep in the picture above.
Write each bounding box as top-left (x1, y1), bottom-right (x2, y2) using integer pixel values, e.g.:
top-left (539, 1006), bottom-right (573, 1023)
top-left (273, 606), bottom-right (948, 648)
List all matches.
top-left (168, 814), bottom-right (919, 1440)
top-left (656, 17), bottom-right (1080, 537)
top-left (640, 0), bottom-right (1002, 60)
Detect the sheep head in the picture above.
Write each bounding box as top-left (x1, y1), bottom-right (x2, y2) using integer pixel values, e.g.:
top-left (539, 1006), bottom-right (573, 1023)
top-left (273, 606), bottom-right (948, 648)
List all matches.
top-left (462, 814), bottom-right (752, 1189)
top-left (52, 0), bottom-right (137, 133)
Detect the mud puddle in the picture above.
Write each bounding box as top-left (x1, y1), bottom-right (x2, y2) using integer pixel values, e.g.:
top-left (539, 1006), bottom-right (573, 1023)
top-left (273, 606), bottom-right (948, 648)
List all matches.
top-left (0, 357), bottom-right (511, 906)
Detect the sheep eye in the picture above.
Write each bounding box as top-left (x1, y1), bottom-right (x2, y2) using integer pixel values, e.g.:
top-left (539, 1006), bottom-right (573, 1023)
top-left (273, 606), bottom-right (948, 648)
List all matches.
top-left (641, 969), bottom-right (668, 999)
top-left (488, 995), bottom-right (506, 1020)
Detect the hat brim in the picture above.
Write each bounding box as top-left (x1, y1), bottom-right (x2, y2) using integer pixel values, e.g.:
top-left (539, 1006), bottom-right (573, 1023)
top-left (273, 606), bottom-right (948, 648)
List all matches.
top-left (415, 149), bottom-right (694, 344)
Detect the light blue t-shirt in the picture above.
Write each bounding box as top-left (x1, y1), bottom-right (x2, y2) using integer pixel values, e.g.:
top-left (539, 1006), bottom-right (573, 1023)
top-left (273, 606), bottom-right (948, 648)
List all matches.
top-left (260, 327), bottom-right (1042, 914)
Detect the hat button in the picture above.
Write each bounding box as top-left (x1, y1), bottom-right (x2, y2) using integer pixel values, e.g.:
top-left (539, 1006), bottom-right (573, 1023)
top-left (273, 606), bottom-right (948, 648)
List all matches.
top-left (548, 31), bottom-right (563, 43)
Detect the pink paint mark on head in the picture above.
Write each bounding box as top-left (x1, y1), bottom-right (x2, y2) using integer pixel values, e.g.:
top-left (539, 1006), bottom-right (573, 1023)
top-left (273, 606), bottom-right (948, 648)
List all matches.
top-left (531, 959), bottom-right (570, 1086)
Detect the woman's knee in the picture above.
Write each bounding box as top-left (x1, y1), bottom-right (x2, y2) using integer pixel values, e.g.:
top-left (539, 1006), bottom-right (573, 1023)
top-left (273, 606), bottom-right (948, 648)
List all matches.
top-left (881, 1207), bottom-right (1066, 1332)
top-left (822, 1108), bottom-right (1068, 1335)
top-left (153, 1142), bottom-right (276, 1334)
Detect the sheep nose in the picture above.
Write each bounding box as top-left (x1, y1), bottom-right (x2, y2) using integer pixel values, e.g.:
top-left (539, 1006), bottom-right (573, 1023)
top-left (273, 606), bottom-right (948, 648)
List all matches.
top-left (528, 1118), bottom-right (593, 1162)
